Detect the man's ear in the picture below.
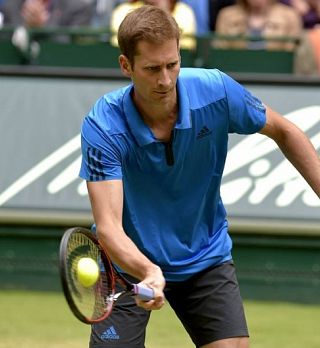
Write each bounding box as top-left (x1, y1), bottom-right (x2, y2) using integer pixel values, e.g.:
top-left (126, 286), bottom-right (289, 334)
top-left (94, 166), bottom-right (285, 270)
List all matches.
top-left (119, 55), bottom-right (132, 77)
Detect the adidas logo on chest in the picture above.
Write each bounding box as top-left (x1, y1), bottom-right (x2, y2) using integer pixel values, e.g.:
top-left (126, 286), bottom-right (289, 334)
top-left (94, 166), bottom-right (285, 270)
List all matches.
top-left (196, 126), bottom-right (212, 140)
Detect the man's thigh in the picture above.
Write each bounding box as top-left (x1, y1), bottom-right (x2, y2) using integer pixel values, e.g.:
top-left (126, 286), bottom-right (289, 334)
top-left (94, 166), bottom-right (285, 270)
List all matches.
top-left (89, 291), bottom-right (151, 347)
top-left (165, 261), bottom-right (249, 347)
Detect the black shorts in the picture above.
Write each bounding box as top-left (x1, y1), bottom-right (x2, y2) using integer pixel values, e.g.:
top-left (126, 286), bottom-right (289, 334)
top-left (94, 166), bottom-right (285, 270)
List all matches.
top-left (89, 261), bottom-right (248, 348)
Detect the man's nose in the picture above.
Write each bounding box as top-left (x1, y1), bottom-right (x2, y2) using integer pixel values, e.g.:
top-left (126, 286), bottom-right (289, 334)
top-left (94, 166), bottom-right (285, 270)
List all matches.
top-left (157, 69), bottom-right (171, 87)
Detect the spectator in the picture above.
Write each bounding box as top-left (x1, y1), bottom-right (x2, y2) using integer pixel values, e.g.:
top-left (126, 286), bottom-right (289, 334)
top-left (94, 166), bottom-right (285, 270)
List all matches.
top-left (1, 0), bottom-right (96, 58)
top-left (263, 3), bottom-right (302, 50)
top-left (214, 4), bottom-right (247, 49)
top-left (91, 0), bottom-right (119, 29)
top-left (308, 27), bottom-right (320, 73)
top-left (278, 0), bottom-right (320, 75)
top-left (110, 0), bottom-right (197, 49)
top-left (1, 0), bottom-right (95, 28)
top-left (215, 0), bottom-right (302, 50)
top-left (280, 0), bottom-right (320, 29)
top-left (109, 0), bottom-right (141, 46)
top-left (181, 0), bottom-right (210, 34)
top-left (209, 0), bottom-right (236, 31)
top-left (295, 27), bottom-right (320, 75)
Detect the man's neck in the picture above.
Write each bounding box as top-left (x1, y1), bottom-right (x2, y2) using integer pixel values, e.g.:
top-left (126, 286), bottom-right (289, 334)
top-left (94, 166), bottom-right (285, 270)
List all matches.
top-left (142, 105), bottom-right (178, 142)
top-left (132, 89), bottom-right (178, 141)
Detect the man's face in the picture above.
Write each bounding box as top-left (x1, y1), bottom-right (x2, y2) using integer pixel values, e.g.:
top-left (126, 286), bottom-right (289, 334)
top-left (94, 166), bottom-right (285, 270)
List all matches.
top-left (120, 39), bottom-right (181, 108)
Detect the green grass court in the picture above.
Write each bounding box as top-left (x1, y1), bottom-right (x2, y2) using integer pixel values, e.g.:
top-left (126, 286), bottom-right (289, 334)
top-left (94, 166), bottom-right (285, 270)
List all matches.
top-left (1, 290), bottom-right (320, 348)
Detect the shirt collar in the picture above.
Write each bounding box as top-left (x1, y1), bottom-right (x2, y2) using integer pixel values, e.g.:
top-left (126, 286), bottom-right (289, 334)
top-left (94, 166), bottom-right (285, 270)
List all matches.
top-left (123, 77), bottom-right (192, 147)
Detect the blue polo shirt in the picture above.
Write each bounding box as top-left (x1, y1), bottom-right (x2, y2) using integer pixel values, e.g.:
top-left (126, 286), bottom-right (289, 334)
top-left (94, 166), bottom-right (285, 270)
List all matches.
top-left (80, 68), bottom-right (266, 281)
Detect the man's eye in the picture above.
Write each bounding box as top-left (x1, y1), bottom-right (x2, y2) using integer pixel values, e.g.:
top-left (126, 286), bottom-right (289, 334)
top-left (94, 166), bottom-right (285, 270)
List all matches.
top-left (167, 63), bottom-right (177, 69)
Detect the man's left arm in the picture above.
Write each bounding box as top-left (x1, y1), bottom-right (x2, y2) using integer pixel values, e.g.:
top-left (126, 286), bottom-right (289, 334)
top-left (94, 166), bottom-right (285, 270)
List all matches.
top-left (260, 105), bottom-right (320, 198)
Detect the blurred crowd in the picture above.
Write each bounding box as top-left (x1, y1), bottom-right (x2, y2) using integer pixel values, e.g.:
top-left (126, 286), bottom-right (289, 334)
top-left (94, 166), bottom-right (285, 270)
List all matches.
top-left (0, 0), bottom-right (319, 74)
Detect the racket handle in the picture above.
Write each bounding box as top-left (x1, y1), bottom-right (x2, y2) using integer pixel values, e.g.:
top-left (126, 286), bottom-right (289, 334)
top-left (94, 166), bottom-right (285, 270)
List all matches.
top-left (133, 284), bottom-right (154, 301)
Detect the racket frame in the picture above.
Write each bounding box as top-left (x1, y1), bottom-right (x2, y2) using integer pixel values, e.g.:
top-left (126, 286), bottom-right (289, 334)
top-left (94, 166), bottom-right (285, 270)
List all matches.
top-left (59, 227), bottom-right (115, 324)
top-left (59, 227), bottom-right (154, 324)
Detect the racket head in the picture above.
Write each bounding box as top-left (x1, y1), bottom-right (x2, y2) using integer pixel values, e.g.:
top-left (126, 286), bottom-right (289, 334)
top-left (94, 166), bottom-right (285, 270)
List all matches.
top-left (59, 227), bottom-right (115, 324)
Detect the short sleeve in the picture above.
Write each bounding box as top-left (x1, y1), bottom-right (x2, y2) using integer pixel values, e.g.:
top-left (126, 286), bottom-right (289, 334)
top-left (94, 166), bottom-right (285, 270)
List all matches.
top-left (79, 99), bottom-right (123, 181)
top-left (220, 71), bottom-right (267, 134)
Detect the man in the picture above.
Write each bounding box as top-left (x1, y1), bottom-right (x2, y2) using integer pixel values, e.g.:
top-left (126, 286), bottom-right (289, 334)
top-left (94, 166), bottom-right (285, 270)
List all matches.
top-left (79, 5), bottom-right (320, 348)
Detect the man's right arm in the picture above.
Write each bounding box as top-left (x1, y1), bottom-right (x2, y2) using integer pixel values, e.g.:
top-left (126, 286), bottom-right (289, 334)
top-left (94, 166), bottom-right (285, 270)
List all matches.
top-left (86, 179), bottom-right (166, 310)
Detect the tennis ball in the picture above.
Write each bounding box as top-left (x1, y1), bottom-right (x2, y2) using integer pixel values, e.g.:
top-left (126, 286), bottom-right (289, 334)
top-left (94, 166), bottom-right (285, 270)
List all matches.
top-left (77, 257), bottom-right (99, 287)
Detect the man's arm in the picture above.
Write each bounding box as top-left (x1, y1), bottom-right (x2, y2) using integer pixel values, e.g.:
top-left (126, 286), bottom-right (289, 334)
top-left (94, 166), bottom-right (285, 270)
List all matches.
top-left (260, 105), bottom-right (320, 197)
top-left (87, 179), bottom-right (165, 310)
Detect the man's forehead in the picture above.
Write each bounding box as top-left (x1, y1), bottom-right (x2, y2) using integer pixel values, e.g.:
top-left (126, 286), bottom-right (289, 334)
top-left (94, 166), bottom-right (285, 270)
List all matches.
top-left (134, 39), bottom-right (179, 61)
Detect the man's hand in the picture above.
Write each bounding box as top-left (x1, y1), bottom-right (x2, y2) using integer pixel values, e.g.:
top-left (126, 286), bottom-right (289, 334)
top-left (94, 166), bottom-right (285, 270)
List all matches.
top-left (135, 266), bottom-right (166, 310)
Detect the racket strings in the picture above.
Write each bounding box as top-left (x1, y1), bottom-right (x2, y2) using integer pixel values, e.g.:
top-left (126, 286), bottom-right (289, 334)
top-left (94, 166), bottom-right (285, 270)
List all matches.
top-left (65, 232), bottom-right (114, 321)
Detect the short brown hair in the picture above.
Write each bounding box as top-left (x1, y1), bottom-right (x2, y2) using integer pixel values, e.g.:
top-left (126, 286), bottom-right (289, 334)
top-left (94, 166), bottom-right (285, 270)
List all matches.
top-left (117, 5), bottom-right (181, 64)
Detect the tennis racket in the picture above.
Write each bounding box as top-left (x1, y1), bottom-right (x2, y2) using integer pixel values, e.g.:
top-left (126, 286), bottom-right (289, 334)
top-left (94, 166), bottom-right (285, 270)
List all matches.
top-left (59, 226), bottom-right (154, 324)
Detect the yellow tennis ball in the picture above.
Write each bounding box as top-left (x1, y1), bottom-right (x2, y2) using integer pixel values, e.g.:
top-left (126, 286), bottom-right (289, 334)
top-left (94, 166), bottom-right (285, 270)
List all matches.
top-left (77, 257), bottom-right (99, 287)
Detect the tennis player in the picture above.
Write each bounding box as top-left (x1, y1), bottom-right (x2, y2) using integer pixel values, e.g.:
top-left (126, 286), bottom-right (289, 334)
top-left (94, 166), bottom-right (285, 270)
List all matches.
top-left (79, 5), bottom-right (320, 348)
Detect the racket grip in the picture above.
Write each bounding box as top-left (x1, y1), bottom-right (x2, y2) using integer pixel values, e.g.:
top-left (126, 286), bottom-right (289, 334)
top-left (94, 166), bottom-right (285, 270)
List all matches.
top-left (133, 284), bottom-right (154, 301)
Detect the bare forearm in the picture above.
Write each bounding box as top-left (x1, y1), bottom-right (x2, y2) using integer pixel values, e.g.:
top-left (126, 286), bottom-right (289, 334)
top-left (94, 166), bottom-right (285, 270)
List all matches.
top-left (87, 179), bottom-right (165, 310)
top-left (96, 224), bottom-right (161, 281)
top-left (274, 126), bottom-right (320, 197)
top-left (96, 223), bottom-right (166, 310)
top-left (261, 106), bottom-right (320, 198)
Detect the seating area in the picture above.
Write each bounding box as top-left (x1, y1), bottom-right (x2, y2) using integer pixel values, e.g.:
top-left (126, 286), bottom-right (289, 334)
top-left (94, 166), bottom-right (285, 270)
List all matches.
top-left (0, 27), bottom-right (296, 74)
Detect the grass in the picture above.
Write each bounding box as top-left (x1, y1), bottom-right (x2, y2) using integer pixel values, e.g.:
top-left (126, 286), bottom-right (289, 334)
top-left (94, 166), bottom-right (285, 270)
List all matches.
top-left (1, 290), bottom-right (320, 348)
